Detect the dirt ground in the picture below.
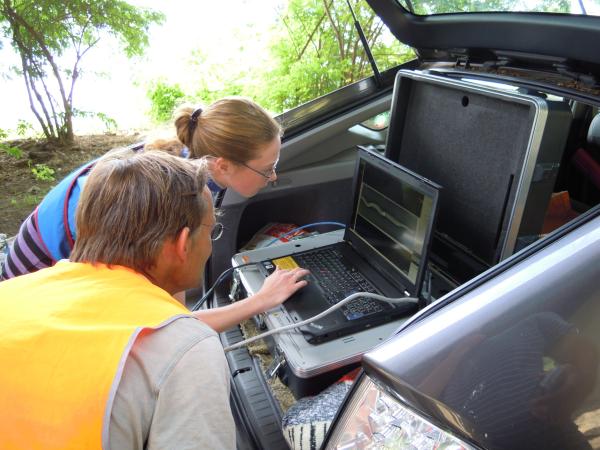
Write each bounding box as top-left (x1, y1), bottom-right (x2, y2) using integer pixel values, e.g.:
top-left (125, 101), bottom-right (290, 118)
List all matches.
top-left (0, 133), bottom-right (142, 237)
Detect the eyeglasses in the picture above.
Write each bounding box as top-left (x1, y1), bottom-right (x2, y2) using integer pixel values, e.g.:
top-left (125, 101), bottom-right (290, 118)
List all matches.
top-left (199, 222), bottom-right (224, 241)
top-left (237, 161), bottom-right (277, 180)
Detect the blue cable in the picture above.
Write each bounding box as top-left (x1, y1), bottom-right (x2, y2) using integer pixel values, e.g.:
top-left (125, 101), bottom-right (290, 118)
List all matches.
top-left (264, 221), bottom-right (345, 247)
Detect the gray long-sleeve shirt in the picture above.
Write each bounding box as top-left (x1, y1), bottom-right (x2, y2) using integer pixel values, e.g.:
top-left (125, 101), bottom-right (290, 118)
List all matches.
top-left (109, 317), bottom-right (235, 449)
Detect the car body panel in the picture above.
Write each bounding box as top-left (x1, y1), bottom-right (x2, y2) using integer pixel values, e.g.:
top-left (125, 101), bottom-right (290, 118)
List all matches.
top-left (360, 208), bottom-right (600, 448)
top-left (367, 0), bottom-right (600, 73)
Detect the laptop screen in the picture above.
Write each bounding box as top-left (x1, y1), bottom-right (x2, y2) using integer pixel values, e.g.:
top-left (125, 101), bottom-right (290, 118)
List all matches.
top-left (347, 149), bottom-right (440, 294)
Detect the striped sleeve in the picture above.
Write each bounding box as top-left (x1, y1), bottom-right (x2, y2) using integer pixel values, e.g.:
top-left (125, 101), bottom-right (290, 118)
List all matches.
top-left (1, 213), bottom-right (54, 280)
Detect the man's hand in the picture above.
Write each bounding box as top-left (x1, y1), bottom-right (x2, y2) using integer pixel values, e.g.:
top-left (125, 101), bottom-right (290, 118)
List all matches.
top-left (253, 267), bottom-right (310, 311)
top-left (192, 267), bottom-right (310, 332)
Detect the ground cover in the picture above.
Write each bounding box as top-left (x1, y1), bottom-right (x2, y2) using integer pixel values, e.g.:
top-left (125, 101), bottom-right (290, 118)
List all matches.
top-left (0, 133), bottom-right (141, 237)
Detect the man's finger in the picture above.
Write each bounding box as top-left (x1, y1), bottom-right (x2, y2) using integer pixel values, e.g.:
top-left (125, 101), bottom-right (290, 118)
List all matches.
top-left (293, 280), bottom-right (308, 289)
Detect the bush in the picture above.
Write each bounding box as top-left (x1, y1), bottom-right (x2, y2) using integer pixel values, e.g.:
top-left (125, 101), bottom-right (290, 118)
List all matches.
top-left (31, 163), bottom-right (55, 182)
top-left (16, 120), bottom-right (35, 138)
top-left (147, 80), bottom-right (186, 122)
top-left (1, 144), bottom-right (23, 159)
top-left (0, 128), bottom-right (23, 159)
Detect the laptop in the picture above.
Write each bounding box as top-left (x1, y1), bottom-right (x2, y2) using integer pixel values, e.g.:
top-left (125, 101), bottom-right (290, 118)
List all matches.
top-left (260, 147), bottom-right (441, 344)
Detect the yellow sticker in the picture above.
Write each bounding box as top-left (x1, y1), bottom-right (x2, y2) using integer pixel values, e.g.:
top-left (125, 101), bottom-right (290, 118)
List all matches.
top-left (272, 256), bottom-right (299, 270)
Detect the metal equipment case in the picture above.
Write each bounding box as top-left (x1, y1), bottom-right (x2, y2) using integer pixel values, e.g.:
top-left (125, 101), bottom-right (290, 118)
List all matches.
top-left (385, 70), bottom-right (572, 287)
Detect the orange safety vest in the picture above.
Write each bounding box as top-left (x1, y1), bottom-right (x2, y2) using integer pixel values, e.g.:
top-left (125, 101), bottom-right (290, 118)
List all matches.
top-left (0, 261), bottom-right (191, 449)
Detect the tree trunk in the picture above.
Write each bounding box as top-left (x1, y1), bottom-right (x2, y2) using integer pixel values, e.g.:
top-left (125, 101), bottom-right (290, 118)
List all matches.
top-left (3, 1), bottom-right (75, 145)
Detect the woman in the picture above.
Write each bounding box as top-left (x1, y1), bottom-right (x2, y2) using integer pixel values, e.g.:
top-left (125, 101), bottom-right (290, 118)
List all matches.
top-left (2, 97), bottom-right (280, 280)
top-left (175, 98), bottom-right (281, 201)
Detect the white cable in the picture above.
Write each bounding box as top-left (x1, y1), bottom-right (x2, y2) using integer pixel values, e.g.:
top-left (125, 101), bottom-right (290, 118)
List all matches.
top-left (224, 292), bottom-right (418, 352)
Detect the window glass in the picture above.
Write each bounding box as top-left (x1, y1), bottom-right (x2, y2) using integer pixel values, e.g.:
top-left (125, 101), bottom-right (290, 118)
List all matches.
top-left (360, 111), bottom-right (391, 131)
top-left (249, 0), bottom-right (414, 113)
top-left (396, 0), bottom-right (600, 17)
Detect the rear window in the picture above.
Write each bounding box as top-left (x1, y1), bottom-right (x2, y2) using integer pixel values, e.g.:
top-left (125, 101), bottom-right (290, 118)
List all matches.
top-left (263, 0), bottom-right (415, 113)
top-left (395, 0), bottom-right (600, 17)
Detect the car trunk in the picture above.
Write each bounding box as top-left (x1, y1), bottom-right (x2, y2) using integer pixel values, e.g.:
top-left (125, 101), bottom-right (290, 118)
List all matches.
top-left (205, 5), bottom-right (600, 449)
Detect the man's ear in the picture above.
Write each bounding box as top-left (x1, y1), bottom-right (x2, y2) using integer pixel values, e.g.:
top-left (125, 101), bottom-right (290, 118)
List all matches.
top-left (174, 227), bottom-right (192, 262)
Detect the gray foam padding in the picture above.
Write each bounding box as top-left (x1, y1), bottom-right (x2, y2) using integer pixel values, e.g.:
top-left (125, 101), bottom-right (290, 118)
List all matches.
top-left (386, 74), bottom-right (570, 266)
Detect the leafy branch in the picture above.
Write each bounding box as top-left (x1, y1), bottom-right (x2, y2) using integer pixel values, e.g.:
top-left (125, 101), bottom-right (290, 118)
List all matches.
top-left (0, 0), bottom-right (164, 145)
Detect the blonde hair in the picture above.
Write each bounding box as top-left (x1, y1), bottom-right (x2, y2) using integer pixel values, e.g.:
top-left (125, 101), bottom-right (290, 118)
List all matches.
top-left (71, 150), bottom-right (209, 274)
top-left (174, 97), bottom-right (282, 162)
top-left (144, 137), bottom-right (185, 156)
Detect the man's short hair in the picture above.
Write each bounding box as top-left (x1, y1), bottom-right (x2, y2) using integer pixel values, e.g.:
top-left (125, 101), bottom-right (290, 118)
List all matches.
top-left (71, 150), bottom-right (209, 273)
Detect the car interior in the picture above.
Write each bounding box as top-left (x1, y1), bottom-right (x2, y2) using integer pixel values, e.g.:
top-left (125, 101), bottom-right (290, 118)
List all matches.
top-left (199, 67), bottom-right (600, 449)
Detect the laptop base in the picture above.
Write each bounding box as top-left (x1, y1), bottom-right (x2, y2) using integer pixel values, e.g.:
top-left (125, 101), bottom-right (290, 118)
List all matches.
top-left (277, 242), bottom-right (417, 344)
top-left (232, 231), bottom-right (411, 397)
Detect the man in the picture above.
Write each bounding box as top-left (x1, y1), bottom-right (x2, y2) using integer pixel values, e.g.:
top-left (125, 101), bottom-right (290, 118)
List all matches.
top-left (0, 150), bottom-right (308, 449)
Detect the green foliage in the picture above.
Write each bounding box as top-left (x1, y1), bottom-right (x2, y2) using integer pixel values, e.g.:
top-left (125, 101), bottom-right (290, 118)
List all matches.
top-left (406, 0), bottom-right (570, 14)
top-left (255, 0), bottom-right (414, 112)
top-left (0, 127), bottom-right (23, 158)
top-left (96, 113), bottom-right (118, 133)
top-left (0, 0), bottom-right (164, 144)
top-left (16, 119), bottom-right (35, 137)
top-left (1, 144), bottom-right (23, 159)
top-left (23, 194), bottom-right (44, 206)
top-left (189, 48), bottom-right (248, 105)
top-left (187, 0), bottom-right (413, 114)
top-left (9, 194), bottom-right (43, 207)
top-left (147, 80), bottom-right (186, 122)
top-left (31, 163), bottom-right (55, 182)
top-left (73, 109), bottom-right (118, 133)
top-left (23, 193), bottom-right (43, 206)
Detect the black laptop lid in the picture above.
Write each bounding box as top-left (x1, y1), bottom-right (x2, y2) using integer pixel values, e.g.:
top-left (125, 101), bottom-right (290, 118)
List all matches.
top-left (345, 147), bottom-right (441, 297)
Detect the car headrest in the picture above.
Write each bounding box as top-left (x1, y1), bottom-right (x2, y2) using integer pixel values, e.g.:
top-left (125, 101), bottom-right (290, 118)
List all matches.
top-left (587, 113), bottom-right (600, 147)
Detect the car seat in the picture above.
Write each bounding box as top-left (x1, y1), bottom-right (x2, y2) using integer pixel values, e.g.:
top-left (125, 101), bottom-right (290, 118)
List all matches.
top-left (572, 112), bottom-right (600, 190)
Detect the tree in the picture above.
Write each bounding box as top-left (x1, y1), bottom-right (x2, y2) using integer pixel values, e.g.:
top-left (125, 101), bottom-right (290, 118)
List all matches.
top-left (0, 0), bottom-right (164, 144)
top-left (186, 0), bottom-right (412, 114)
top-left (147, 79), bottom-right (186, 123)
top-left (189, 48), bottom-right (248, 106)
top-left (256, 0), bottom-right (413, 112)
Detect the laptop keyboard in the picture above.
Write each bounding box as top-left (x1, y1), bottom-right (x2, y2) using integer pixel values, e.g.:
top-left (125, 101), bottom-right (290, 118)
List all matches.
top-left (293, 248), bottom-right (387, 321)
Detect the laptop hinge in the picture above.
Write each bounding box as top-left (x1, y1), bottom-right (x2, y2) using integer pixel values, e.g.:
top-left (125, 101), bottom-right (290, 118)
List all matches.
top-left (347, 239), bottom-right (413, 297)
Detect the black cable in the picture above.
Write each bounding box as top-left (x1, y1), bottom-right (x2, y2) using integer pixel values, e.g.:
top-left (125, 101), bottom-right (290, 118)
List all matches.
top-left (191, 262), bottom-right (262, 312)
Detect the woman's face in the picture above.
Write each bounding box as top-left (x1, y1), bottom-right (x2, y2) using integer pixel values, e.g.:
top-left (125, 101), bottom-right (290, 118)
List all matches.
top-left (225, 136), bottom-right (281, 198)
